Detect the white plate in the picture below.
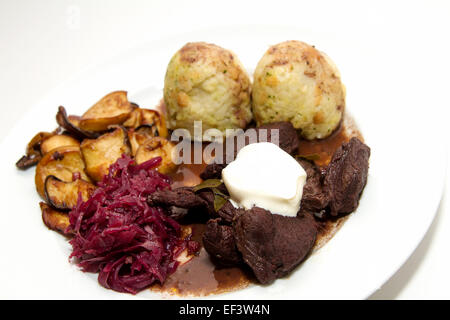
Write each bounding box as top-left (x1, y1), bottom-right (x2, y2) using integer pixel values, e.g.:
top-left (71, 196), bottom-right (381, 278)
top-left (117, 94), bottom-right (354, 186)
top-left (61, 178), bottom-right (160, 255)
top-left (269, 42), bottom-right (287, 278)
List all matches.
top-left (0, 25), bottom-right (446, 299)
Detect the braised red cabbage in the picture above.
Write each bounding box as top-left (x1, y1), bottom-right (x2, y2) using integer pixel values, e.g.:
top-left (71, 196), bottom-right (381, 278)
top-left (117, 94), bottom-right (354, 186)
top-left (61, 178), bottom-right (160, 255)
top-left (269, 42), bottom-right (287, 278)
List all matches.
top-left (67, 154), bottom-right (198, 294)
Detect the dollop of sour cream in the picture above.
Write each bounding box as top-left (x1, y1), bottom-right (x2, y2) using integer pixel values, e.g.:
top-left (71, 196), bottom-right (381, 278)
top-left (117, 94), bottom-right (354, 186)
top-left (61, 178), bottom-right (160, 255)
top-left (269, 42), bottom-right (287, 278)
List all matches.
top-left (222, 142), bottom-right (307, 217)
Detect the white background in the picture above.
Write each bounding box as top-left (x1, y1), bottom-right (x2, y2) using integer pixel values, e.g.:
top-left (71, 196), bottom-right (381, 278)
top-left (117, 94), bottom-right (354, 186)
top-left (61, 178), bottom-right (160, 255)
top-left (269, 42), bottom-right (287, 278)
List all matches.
top-left (0, 0), bottom-right (449, 299)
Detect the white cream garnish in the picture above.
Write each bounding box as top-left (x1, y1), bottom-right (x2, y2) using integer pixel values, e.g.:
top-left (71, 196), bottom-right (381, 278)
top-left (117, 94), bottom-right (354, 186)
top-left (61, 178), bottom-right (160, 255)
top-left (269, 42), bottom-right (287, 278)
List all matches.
top-left (222, 142), bottom-right (307, 217)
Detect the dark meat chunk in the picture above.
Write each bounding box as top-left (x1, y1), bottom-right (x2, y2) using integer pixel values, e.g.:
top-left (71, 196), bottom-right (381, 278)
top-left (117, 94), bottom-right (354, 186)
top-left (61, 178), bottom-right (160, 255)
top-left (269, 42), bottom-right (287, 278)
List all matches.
top-left (202, 219), bottom-right (242, 267)
top-left (148, 185), bottom-right (241, 223)
top-left (196, 189), bottom-right (216, 215)
top-left (199, 163), bottom-right (226, 180)
top-left (233, 207), bottom-right (317, 285)
top-left (196, 189), bottom-right (241, 223)
top-left (297, 158), bottom-right (319, 180)
top-left (324, 137), bottom-right (370, 216)
top-left (147, 187), bottom-right (210, 222)
top-left (297, 137), bottom-right (370, 218)
top-left (201, 121), bottom-right (299, 178)
top-left (166, 206), bottom-right (189, 221)
top-left (297, 159), bottom-right (329, 216)
top-left (216, 200), bottom-right (241, 224)
top-left (256, 122), bottom-right (299, 155)
top-left (147, 187), bottom-right (207, 208)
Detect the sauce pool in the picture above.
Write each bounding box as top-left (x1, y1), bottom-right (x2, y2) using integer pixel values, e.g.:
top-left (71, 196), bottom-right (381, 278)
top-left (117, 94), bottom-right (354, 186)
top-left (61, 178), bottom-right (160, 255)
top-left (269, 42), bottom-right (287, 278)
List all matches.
top-left (151, 224), bottom-right (254, 296)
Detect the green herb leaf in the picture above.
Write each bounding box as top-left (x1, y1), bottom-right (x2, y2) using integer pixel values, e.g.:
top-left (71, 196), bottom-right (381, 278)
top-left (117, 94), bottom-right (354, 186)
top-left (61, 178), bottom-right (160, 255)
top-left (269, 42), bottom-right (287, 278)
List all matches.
top-left (212, 187), bottom-right (229, 211)
top-left (213, 195), bottom-right (228, 211)
top-left (193, 180), bottom-right (229, 211)
top-left (212, 188), bottom-right (228, 198)
top-left (192, 179), bottom-right (223, 192)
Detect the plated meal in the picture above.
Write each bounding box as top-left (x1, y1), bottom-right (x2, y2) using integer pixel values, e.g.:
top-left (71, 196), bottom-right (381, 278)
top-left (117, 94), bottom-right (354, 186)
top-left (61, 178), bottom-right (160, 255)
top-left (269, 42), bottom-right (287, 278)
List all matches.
top-left (16, 40), bottom-right (370, 296)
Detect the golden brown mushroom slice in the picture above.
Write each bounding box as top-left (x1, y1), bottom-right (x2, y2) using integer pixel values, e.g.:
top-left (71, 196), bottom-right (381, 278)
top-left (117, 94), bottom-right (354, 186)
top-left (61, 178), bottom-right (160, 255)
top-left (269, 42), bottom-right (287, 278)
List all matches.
top-left (78, 91), bottom-right (133, 132)
top-left (44, 175), bottom-right (96, 210)
top-left (122, 107), bottom-right (141, 128)
top-left (127, 124), bottom-right (165, 156)
top-left (123, 108), bottom-right (168, 138)
top-left (127, 129), bottom-right (150, 156)
top-left (135, 137), bottom-right (177, 174)
top-left (40, 202), bottom-right (72, 235)
top-left (16, 131), bottom-right (54, 170)
top-left (56, 106), bottom-right (100, 139)
top-left (141, 109), bottom-right (168, 138)
top-left (35, 146), bottom-right (91, 199)
top-left (80, 126), bottom-right (131, 182)
top-left (40, 134), bottom-right (80, 155)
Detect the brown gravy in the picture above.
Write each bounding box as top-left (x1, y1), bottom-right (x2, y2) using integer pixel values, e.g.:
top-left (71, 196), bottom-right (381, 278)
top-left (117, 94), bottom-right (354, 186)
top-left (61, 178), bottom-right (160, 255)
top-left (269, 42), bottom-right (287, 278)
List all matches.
top-left (297, 115), bottom-right (363, 167)
top-left (152, 224), bottom-right (254, 296)
top-left (169, 143), bottom-right (209, 189)
top-left (152, 104), bottom-right (361, 296)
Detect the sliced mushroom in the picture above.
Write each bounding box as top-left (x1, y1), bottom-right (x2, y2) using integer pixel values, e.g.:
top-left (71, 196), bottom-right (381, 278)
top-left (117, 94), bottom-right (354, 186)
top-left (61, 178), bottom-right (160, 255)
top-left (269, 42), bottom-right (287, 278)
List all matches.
top-left (16, 154), bottom-right (40, 170)
top-left (127, 129), bottom-right (149, 156)
top-left (56, 106), bottom-right (100, 139)
top-left (44, 175), bottom-right (96, 210)
top-left (78, 91), bottom-right (133, 132)
top-left (123, 108), bottom-right (168, 138)
top-left (35, 146), bottom-right (91, 199)
top-left (140, 109), bottom-right (168, 138)
top-left (40, 134), bottom-right (80, 155)
top-left (122, 107), bottom-right (142, 128)
top-left (135, 137), bottom-right (177, 174)
top-left (40, 202), bottom-right (72, 235)
top-left (80, 126), bottom-right (131, 181)
top-left (16, 131), bottom-right (54, 170)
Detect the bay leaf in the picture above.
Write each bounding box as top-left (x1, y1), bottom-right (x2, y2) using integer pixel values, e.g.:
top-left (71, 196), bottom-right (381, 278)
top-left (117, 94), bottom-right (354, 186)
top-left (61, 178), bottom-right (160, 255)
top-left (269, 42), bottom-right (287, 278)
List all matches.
top-left (192, 179), bottom-right (223, 192)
